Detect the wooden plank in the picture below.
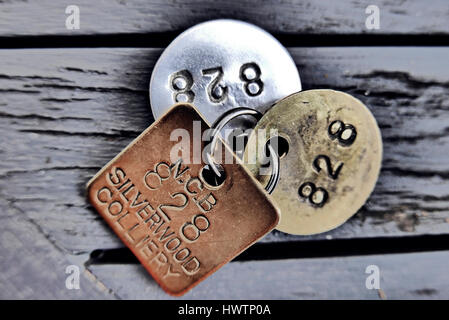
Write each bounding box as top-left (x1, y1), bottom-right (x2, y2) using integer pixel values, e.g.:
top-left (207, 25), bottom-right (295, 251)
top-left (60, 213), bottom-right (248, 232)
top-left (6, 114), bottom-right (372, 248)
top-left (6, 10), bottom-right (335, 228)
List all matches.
top-left (0, 47), bottom-right (448, 254)
top-left (0, 198), bottom-right (112, 299)
top-left (0, 0), bottom-right (448, 37)
top-left (87, 250), bottom-right (449, 299)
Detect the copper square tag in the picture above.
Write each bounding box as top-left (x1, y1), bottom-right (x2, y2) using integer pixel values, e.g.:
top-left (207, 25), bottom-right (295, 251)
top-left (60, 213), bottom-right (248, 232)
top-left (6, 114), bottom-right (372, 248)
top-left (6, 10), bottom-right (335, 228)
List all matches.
top-left (87, 104), bottom-right (279, 296)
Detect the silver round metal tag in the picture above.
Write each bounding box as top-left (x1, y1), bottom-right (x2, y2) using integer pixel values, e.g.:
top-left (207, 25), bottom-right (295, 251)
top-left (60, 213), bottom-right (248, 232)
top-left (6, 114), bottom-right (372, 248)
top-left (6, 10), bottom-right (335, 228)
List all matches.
top-left (149, 19), bottom-right (301, 125)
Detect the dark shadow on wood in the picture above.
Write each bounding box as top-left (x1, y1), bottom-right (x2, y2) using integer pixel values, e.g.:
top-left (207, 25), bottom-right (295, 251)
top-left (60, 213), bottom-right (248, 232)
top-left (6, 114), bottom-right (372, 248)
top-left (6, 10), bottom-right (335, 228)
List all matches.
top-left (1, 33), bottom-right (449, 49)
top-left (86, 234), bottom-right (449, 265)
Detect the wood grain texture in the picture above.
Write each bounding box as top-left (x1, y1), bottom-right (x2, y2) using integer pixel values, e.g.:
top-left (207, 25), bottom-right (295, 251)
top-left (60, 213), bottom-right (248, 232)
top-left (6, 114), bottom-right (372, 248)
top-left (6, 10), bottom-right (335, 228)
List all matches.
top-left (0, 199), bottom-right (112, 299)
top-left (0, 47), bottom-right (448, 254)
top-left (0, 0), bottom-right (448, 36)
top-left (87, 250), bottom-right (449, 299)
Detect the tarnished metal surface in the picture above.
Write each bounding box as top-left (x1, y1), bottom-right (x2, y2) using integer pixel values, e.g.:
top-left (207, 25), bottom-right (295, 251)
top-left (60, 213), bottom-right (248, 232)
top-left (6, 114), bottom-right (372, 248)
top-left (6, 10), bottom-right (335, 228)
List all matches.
top-left (149, 20), bottom-right (301, 126)
top-left (87, 104), bottom-right (279, 296)
top-left (244, 90), bottom-right (382, 235)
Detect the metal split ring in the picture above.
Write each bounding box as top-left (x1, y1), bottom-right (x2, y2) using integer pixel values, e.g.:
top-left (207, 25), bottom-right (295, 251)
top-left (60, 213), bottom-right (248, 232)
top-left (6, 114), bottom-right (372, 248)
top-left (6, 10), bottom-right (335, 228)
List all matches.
top-left (205, 107), bottom-right (280, 194)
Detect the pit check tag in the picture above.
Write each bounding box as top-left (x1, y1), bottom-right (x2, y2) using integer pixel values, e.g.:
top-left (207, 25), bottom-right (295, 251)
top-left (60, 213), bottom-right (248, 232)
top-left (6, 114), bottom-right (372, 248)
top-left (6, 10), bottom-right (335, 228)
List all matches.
top-left (87, 104), bottom-right (279, 296)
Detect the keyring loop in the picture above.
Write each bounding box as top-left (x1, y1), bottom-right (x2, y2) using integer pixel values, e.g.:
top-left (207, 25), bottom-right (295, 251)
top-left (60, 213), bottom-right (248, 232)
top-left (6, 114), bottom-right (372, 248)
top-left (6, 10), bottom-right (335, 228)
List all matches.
top-left (205, 107), bottom-right (280, 194)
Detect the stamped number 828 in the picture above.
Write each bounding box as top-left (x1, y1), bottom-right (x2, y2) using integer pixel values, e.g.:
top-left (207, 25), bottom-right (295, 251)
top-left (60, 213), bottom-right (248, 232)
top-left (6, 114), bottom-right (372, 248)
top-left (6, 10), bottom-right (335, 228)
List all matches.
top-left (169, 63), bottom-right (264, 104)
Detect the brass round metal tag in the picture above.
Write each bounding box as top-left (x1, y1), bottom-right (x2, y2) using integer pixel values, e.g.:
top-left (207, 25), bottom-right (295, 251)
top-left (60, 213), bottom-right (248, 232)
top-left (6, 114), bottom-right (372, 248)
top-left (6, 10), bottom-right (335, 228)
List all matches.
top-left (244, 89), bottom-right (382, 235)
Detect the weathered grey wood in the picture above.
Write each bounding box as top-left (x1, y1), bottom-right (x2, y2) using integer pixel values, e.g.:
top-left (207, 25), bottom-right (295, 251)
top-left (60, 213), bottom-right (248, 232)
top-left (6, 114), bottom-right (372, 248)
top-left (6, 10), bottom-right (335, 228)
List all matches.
top-left (87, 250), bottom-right (449, 299)
top-left (0, 0), bottom-right (448, 36)
top-left (0, 198), bottom-right (112, 299)
top-left (0, 47), bottom-right (448, 254)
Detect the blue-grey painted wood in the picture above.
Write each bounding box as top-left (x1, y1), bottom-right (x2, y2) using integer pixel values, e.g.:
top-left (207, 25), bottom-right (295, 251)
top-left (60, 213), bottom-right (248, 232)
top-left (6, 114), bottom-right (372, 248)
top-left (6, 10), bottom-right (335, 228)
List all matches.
top-left (87, 250), bottom-right (449, 299)
top-left (0, 199), bottom-right (111, 299)
top-left (0, 0), bottom-right (448, 36)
